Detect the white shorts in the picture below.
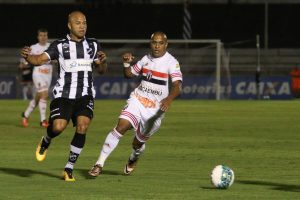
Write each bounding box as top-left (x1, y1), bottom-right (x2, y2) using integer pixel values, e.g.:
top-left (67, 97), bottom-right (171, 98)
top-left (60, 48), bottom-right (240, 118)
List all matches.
top-left (119, 94), bottom-right (165, 143)
top-left (32, 68), bottom-right (52, 93)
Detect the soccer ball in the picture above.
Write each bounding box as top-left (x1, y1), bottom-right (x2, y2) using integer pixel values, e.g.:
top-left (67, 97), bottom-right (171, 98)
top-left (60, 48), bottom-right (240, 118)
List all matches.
top-left (211, 165), bottom-right (234, 189)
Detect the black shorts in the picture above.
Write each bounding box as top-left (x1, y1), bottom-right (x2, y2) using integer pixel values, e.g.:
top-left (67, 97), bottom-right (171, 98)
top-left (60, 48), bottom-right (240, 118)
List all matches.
top-left (49, 95), bottom-right (94, 126)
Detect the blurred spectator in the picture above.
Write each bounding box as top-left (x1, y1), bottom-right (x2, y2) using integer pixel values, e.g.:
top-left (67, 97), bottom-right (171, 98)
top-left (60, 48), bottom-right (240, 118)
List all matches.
top-left (21, 28), bottom-right (53, 128)
top-left (290, 66), bottom-right (300, 98)
top-left (18, 57), bottom-right (34, 100)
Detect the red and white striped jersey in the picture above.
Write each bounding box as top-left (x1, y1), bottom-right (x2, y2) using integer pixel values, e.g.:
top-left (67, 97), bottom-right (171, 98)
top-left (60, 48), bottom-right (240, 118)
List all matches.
top-left (130, 52), bottom-right (183, 106)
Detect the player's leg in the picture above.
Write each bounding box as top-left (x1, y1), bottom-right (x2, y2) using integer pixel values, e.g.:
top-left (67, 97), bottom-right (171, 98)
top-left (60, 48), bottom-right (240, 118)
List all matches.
top-left (21, 83), bottom-right (29, 100)
top-left (35, 74), bottom-right (50, 127)
top-left (64, 116), bottom-right (91, 181)
top-left (88, 118), bottom-right (132, 177)
top-left (124, 136), bottom-right (145, 175)
top-left (63, 96), bottom-right (93, 181)
top-left (22, 92), bottom-right (39, 127)
top-left (36, 98), bottom-right (71, 162)
top-left (38, 90), bottom-right (49, 127)
top-left (89, 98), bottom-right (140, 177)
top-left (124, 110), bottom-right (164, 175)
top-left (22, 73), bottom-right (41, 127)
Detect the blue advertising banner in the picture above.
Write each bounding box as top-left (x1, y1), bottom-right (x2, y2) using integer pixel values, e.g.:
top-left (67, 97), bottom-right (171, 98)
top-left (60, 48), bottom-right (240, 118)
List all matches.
top-left (180, 76), bottom-right (291, 99)
top-left (0, 77), bottom-right (16, 99)
top-left (94, 76), bottom-right (138, 99)
top-left (230, 76), bottom-right (291, 99)
top-left (94, 75), bottom-right (292, 100)
top-left (0, 75), bottom-right (292, 99)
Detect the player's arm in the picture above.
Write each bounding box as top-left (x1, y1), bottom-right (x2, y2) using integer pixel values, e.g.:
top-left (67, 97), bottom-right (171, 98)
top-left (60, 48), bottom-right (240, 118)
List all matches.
top-left (122, 52), bottom-right (135, 79)
top-left (160, 80), bottom-right (182, 112)
top-left (94, 51), bottom-right (107, 74)
top-left (21, 46), bottom-right (50, 66)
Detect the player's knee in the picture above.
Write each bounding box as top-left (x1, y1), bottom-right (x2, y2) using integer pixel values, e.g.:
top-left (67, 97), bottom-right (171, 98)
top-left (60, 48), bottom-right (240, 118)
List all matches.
top-left (52, 123), bottom-right (67, 133)
top-left (115, 119), bottom-right (132, 134)
top-left (76, 123), bottom-right (89, 133)
top-left (115, 125), bottom-right (129, 135)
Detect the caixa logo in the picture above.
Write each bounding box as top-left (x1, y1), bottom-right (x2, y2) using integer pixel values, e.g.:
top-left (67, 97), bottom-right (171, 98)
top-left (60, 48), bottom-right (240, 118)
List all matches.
top-left (0, 79), bottom-right (15, 98)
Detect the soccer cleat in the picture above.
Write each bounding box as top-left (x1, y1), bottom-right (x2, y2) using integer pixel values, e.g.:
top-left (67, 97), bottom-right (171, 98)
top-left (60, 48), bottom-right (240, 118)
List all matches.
top-left (40, 120), bottom-right (49, 128)
top-left (21, 112), bottom-right (29, 127)
top-left (124, 159), bottom-right (138, 175)
top-left (63, 168), bottom-right (75, 181)
top-left (88, 164), bottom-right (102, 177)
top-left (35, 137), bottom-right (48, 162)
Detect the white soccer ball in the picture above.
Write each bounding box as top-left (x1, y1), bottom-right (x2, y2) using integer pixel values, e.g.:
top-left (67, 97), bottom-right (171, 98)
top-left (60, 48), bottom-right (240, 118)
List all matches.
top-left (211, 165), bottom-right (235, 189)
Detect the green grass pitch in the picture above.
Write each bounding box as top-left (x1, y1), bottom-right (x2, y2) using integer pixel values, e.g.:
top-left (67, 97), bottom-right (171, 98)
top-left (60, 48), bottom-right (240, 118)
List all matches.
top-left (0, 100), bottom-right (299, 200)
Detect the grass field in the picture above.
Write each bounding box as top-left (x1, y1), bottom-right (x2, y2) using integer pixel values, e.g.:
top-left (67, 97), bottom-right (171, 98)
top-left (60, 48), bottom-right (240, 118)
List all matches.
top-left (0, 100), bottom-right (299, 200)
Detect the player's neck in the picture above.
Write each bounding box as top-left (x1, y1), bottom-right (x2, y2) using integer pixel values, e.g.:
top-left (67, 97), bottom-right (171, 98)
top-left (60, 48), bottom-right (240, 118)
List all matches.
top-left (39, 42), bottom-right (47, 46)
top-left (69, 33), bottom-right (84, 42)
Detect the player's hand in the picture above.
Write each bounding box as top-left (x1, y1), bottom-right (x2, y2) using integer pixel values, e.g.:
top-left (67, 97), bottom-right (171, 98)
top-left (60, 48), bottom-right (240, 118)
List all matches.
top-left (160, 97), bottom-right (173, 112)
top-left (96, 51), bottom-right (107, 64)
top-left (21, 46), bottom-right (31, 59)
top-left (122, 52), bottom-right (135, 63)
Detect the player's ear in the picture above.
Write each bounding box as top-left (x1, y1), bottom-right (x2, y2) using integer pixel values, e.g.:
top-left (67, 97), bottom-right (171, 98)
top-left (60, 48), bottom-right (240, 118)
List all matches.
top-left (67, 22), bottom-right (71, 30)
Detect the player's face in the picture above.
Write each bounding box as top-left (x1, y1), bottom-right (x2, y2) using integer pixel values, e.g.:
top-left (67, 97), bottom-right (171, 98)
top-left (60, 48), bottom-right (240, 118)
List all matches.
top-left (150, 34), bottom-right (168, 58)
top-left (37, 32), bottom-right (48, 45)
top-left (68, 14), bottom-right (87, 40)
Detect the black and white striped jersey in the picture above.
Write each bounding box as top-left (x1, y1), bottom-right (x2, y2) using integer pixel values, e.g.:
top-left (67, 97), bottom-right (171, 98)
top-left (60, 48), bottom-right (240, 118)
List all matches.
top-left (44, 34), bottom-right (100, 99)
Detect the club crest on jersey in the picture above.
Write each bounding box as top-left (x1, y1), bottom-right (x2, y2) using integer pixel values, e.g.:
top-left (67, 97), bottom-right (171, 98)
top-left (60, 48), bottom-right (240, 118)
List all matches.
top-left (146, 71), bottom-right (153, 80)
top-left (86, 48), bottom-right (93, 55)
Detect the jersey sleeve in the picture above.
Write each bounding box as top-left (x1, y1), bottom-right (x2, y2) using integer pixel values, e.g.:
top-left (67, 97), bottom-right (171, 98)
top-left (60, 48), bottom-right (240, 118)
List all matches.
top-left (131, 56), bottom-right (146, 76)
top-left (92, 40), bottom-right (102, 61)
top-left (131, 60), bottom-right (143, 76)
top-left (44, 41), bottom-right (59, 60)
top-left (169, 60), bottom-right (183, 82)
top-left (96, 41), bottom-right (101, 52)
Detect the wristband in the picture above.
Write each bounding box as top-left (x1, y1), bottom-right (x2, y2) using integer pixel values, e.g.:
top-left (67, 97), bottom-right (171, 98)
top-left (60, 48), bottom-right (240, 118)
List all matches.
top-left (123, 63), bottom-right (130, 68)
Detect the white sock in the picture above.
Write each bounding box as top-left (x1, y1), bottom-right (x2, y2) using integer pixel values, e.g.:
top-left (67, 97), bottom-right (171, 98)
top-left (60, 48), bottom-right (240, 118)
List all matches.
top-left (39, 99), bottom-right (47, 121)
top-left (96, 128), bottom-right (123, 167)
top-left (129, 144), bottom-right (146, 162)
top-left (24, 99), bottom-right (36, 118)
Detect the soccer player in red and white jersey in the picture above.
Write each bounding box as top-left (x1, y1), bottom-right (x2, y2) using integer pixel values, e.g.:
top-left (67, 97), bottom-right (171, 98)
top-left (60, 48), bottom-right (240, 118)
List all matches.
top-left (89, 31), bottom-right (183, 177)
top-left (21, 28), bottom-right (53, 128)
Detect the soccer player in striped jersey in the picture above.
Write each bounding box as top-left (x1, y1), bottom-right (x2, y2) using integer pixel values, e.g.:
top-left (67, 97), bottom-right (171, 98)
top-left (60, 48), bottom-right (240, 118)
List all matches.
top-left (21, 11), bottom-right (107, 181)
top-left (21, 28), bottom-right (53, 128)
top-left (89, 31), bottom-right (182, 177)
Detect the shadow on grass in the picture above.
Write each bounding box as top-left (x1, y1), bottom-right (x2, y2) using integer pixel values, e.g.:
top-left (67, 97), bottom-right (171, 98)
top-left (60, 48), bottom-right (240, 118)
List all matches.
top-left (237, 180), bottom-right (300, 192)
top-left (0, 167), bottom-right (61, 179)
top-left (200, 186), bottom-right (217, 190)
top-left (76, 168), bottom-right (123, 179)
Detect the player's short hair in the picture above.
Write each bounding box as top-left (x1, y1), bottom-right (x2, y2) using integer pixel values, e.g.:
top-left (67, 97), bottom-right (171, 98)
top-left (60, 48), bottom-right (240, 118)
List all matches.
top-left (150, 31), bottom-right (167, 41)
top-left (37, 28), bottom-right (48, 34)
